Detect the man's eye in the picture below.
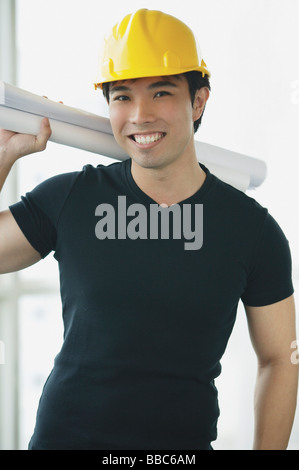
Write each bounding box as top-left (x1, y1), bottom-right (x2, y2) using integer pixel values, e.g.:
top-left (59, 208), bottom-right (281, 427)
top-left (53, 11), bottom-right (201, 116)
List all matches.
top-left (113, 95), bottom-right (129, 101)
top-left (155, 91), bottom-right (171, 98)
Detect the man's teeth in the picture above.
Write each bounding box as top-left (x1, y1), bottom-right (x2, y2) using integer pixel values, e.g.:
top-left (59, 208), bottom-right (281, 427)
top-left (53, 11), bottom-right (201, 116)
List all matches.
top-left (133, 133), bottom-right (164, 144)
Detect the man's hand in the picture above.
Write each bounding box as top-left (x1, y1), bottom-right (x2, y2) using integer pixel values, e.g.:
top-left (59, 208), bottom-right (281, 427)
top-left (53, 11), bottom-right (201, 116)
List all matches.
top-left (0, 117), bottom-right (52, 165)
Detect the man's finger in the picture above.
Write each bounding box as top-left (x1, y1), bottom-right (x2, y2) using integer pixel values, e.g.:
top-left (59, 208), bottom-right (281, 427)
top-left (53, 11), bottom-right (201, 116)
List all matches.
top-left (35, 118), bottom-right (52, 151)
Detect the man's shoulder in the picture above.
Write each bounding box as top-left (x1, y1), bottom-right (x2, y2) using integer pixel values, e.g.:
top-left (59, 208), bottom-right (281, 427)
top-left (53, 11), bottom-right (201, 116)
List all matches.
top-left (83, 159), bottom-right (127, 178)
top-left (210, 173), bottom-right (267, 218)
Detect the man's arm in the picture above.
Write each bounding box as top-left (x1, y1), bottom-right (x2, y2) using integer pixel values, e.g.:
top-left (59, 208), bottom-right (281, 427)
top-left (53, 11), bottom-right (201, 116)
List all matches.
top-left (245, 295), bottom-right (298, 450)
top-left (0, 119), bottom-right (52, 274)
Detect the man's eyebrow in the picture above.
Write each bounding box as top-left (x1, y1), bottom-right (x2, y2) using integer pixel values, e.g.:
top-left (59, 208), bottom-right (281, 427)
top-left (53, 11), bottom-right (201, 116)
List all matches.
top-left (147, 80), bottom-right (179, 90)
top-left (109, 79), bottom-right (180, 95)
top-left (109, 85), bottom-right (131, 95)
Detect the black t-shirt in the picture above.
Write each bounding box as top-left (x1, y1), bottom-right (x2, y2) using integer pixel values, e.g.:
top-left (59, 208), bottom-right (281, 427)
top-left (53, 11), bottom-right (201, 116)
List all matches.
top-left (9, 160), bottom-right (294, 450)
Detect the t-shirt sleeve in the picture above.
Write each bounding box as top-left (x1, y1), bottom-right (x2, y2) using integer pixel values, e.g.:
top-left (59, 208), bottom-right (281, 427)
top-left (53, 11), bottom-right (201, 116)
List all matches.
top-left (241, 211), bottom-right (294, 307)
top-left (9, 171), bottom-right (81, 259)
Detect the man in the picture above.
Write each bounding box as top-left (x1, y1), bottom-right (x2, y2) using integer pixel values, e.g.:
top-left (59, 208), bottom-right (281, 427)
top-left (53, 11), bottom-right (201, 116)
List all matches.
top-left (0, 9), bottom-right (297, 450)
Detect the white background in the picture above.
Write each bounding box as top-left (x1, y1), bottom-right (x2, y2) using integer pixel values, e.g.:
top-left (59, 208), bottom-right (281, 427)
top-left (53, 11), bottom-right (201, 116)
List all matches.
top-left (12, 0), bottom-right (299, 449)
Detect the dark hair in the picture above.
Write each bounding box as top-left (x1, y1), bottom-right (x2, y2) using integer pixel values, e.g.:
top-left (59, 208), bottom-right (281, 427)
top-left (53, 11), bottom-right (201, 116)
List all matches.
top-left (102, 71), bottom-right (210, 133)
top-left (184, 71), bottom-right (211, 133)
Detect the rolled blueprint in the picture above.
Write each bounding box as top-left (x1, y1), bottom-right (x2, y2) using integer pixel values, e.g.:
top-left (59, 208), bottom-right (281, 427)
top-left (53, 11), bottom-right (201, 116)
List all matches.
top-left (0, 105), bottom-right (127, 161)
top-left (0, 81), bottom-right (113, 134)
top-left (0, 81), bottom-right (266, 192)
top-left (0, 106), bottom-right (251, 191)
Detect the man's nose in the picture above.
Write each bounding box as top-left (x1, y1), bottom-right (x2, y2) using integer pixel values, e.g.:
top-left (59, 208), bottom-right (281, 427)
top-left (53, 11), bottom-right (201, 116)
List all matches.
top-left (130, 98), bottom-right (155, 125)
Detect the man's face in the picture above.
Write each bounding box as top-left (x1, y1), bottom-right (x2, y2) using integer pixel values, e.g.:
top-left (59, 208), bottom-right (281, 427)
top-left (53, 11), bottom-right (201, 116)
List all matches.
top-left (108, 75), bottom-right (201, 171)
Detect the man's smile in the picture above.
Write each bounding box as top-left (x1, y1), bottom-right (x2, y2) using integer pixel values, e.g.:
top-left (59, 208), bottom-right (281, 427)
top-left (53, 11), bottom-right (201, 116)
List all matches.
top-left (129, 132), bottom-right (166, 146)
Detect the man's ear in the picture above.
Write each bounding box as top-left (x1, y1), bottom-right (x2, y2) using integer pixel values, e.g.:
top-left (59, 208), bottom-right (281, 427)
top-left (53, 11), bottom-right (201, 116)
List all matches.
top-left (192, 87), bottom-right (210, 122)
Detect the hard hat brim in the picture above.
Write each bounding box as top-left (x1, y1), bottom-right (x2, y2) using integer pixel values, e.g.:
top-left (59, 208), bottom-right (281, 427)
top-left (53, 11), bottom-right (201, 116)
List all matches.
top-left (94, 65), bottom-right (211, 90)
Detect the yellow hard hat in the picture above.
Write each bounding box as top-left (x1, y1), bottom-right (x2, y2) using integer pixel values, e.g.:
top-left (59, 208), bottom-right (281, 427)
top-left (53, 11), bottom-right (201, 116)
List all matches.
top-left (94, 9), bottom-right (210, 89)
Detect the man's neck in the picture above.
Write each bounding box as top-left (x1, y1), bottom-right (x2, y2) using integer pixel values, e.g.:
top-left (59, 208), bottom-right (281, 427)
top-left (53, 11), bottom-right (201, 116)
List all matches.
top-left (130, 154), bottom-right (206, 206)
